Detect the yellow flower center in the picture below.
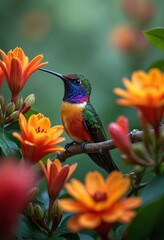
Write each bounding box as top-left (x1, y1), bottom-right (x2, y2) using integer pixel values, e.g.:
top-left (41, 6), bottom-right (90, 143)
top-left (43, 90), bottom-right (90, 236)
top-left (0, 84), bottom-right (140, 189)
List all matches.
top-left (93, 191), bottom-right (107, 202)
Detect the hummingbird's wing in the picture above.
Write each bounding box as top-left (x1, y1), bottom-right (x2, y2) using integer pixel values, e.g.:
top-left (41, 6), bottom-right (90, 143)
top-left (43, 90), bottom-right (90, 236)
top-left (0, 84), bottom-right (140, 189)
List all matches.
top-left (82, 102), bottom-right (118, 173)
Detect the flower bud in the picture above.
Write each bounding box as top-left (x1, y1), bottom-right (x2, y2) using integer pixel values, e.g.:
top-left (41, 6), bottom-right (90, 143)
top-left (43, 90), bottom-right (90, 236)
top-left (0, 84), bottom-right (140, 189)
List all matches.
top-left (6, 102), bottom-right (15, 116)
top-left (24, 94), bottom-right (35, 107)
top-left (51, 200), bottom-right (62, 231)
top-left (0, 96), bottom-right (4, 106)
top-left (134, 165), bottom-right (145, 175)
top-left (132, 143), bottom-right (145, 159)
top-left (121, 154), bottom-right (134, 164)
top-left (28, 187), bottom-right (39, 201)
top-left (34, 205), bottom-right (44, 221)
top-left (108, 116), bottom-right (132, 155)
top-left (15, 96), bottom-right (23, 110)
top-left (9, 110), bottom-right (19, 120)
top-left (52, 200), bottom-right (62, 219)
top-left (25, 202), bottom-right (34, 217)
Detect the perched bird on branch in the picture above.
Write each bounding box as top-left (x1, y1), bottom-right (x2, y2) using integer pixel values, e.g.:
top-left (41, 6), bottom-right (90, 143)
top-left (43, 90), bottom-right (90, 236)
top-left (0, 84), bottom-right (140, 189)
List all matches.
top-left (40, 68), bottom-right (118, 173)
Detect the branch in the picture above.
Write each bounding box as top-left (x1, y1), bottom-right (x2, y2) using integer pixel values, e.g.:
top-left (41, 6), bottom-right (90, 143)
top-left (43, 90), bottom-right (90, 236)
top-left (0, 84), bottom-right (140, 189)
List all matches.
top-left (56, 129), bottom-right (143, 162)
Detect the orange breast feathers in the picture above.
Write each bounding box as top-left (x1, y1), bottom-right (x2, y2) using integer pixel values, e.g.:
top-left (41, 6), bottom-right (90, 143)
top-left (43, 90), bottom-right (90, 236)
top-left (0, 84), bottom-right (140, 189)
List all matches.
top-left (61, 101), bottom-right (92, 143)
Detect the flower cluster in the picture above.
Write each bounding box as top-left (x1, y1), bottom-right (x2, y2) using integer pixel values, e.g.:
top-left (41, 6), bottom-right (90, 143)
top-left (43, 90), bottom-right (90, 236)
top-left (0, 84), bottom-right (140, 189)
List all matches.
top-left (0, 45), bottom-right (163, 240)
top-left (109, 0), bottom-right (155, 54)
top-left (0, 47), bottom-right (47, 101)
top-left (109, 68), bottom-right (164, 175)
top-left (0, 47), bottom-right (47, 124)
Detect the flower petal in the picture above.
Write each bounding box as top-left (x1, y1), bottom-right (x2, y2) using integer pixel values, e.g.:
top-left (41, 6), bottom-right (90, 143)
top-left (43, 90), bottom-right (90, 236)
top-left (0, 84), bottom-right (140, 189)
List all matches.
top-left (59, 199), bottom-right (87, 212)
top-left (85, 171), bottom-right (105, 195)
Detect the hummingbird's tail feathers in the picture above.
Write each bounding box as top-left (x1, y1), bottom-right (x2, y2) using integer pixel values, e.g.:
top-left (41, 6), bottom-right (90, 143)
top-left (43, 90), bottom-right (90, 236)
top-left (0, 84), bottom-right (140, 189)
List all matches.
top-left (88, 152), bottom-right (119, 173)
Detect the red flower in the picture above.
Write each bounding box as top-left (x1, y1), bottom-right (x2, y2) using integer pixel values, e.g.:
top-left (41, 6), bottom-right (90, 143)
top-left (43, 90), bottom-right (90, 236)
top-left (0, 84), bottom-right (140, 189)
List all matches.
top-left (0, 160), bottom-right (35, 238)
top-left (108, 116), bottom-right (131, 155)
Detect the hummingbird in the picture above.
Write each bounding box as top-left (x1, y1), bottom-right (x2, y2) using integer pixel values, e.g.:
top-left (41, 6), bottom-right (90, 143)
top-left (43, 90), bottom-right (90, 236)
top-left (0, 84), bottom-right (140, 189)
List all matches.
top-left (40, 68), bottom-right (118, 173)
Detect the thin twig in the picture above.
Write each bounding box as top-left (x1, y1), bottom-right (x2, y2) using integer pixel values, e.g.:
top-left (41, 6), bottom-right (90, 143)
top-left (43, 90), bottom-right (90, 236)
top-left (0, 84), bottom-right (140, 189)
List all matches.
top-left (56, 129), bottom-right (143, 162)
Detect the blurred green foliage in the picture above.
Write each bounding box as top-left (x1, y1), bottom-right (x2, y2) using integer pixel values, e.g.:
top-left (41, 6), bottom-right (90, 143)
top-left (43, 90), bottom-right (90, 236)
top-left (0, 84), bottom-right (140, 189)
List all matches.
top-left (1, 0), bottom-right (164, 178)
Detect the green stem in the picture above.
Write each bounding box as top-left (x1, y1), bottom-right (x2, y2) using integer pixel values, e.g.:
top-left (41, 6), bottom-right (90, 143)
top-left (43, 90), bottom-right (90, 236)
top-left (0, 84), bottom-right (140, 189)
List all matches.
top-left (154, 126), bottom-right (161, 175)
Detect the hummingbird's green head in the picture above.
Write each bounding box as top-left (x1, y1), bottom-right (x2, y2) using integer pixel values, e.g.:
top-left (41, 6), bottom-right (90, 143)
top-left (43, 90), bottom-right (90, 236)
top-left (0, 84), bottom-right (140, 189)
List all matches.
top-left (39, 69), bottom-right (91, 103)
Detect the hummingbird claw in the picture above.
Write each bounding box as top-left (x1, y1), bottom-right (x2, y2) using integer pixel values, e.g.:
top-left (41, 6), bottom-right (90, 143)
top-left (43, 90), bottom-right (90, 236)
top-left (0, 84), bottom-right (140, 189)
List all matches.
top-left (129, 129), bottom-right (139, 142)
top-left (65, 141), bottom-right (78, 152)
top-left (99, 148), bottom-right (105, 154)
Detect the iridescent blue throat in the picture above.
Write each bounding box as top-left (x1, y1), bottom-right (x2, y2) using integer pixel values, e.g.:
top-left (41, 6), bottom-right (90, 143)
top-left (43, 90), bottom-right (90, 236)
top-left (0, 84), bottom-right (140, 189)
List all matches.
top-left (63, 81), bottom-right (88, 103)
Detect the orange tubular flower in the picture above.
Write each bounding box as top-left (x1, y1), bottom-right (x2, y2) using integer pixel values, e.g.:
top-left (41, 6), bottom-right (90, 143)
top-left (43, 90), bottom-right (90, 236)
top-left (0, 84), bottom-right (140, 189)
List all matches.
top-left (0, 67), bottom-right (5, 90)
top-left (0, 47), bottom-right (48, 101)
top-left (39, 159), bottom-right (77, 200)
top-left (114, 68), bottom-right (164, 127)
top-left (59, 171), bottom-right (142, 234)
top-left (13, 113), bottom-right (65, 164)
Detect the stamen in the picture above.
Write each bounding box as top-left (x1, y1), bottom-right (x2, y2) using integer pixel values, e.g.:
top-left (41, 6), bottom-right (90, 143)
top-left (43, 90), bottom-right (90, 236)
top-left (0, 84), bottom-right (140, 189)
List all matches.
top-left (35, 126), bottom-right (47, 133)
top-left (93, 191), bottom-right (107, 202)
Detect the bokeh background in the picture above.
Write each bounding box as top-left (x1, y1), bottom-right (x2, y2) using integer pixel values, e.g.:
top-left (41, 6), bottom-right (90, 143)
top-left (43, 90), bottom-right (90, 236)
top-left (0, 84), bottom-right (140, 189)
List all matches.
top-left (1, 0), bottom-right (164, 179)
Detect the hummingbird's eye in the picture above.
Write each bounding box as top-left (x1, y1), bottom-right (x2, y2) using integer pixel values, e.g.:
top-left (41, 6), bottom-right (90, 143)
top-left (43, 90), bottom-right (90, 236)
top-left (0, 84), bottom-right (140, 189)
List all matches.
top-left (75, 79), bottom-right (82, 85)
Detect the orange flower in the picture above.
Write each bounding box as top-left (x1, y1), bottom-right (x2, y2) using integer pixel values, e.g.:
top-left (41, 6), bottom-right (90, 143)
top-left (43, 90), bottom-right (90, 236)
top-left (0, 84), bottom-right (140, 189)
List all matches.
top-left (114, 68), bottom-right (164, 127)
top-left (0, 67), bottom-right (5, 89)
top-left (13, 113), bottom-right (65, 164)
top-left (39, 159), bottom-right (77, 200)
top-left (109, 26), bottom-right (136, 52)
top-left (0, 47), bottom-right (48, 101)
top-left (59, 171), bottom-right (142, 233)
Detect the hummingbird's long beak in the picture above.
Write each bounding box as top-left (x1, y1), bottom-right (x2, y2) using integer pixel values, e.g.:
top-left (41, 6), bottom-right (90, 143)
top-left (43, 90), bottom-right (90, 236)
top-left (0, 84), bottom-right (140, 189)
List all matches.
top-left (39, 68), bottom-right (65, 80)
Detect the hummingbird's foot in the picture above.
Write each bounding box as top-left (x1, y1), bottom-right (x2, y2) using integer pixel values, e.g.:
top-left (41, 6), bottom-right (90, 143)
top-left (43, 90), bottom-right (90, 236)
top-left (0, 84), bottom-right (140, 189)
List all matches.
top-left (65, 141), bottom-right (78, 152)
top-left (80, 141), bottom-right (88, 153)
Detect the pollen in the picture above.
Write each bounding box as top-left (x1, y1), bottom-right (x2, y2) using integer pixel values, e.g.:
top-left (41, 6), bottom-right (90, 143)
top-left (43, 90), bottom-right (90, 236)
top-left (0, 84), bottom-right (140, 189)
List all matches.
top-left (35, 126), bottom-right (47, 133)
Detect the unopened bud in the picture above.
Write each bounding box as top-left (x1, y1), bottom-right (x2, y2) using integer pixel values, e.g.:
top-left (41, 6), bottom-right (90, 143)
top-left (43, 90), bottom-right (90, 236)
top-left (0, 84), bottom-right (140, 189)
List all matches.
top-left (0, 96), bottom-right (4, 106)
top-left (26, 202), bottom-right (34, 217)
top-left (51, 200), bottom-right (62, 231)
top-left (159, 127), bottom-right (164, 145)
top-left (9, 110), bottom-right (19, 120)
top-left (121, 154), bottom-right (133, 165)
top-left (28, 187), bottom-right (39, 201)
top-left (132, 143), bottom-right (145, 159)
top-left (34, 204), bottom-right (44, 221)
top-left (15, 96), bottom-right (23, 110)
top-left (6, 102), bottom-right (15, 116)
top-left (52, 200), bottom-right (62, 219)
top-left (24, 94), bottom-right (35, 107)
top-left (134, 166), bottom-right (145, 175)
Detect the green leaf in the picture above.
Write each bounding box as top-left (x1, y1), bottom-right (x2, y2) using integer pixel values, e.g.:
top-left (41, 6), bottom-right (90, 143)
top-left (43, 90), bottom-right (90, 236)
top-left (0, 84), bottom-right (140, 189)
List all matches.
top-left (125, 175), bottom-right (164, 240)
top-left (144, 27), bottom-right (164, 50)
top-left (0, 121), bottom-right (21, 157)
top-left (57, 215), bottom-right (74, 236)
top-left (61, 233), bottom-right (80, 240)
top-left (148, 59), bottom-right (164, 71)
top-left (78, 233), bottom-right (94, 240)
top-left (16, 215), bottom-right (47, 240)
top-left (114, 224), bottom-right (127, 240)
top-left (25, 108), bottom-right (39, 119)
